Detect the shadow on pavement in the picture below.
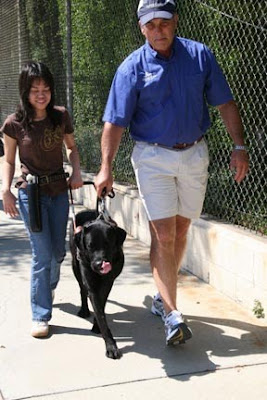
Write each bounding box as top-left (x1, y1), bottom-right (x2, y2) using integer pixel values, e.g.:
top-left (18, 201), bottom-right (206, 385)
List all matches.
top-left (53, 294), bottom-right (267, 381)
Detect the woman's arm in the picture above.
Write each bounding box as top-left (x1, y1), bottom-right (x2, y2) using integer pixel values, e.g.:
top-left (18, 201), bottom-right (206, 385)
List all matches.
top-left (1, 134), bottom-right (19, 217)
top-left (63, 133), bottom-right (83, 189)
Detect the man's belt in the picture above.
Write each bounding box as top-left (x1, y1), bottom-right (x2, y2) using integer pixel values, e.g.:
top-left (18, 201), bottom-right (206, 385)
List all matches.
top-left (147, 135), bottom-right (204, 151)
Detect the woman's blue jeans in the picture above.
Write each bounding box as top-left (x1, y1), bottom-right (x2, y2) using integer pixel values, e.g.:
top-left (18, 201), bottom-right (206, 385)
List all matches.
top-left (18, 188), bottom-right (69, 322)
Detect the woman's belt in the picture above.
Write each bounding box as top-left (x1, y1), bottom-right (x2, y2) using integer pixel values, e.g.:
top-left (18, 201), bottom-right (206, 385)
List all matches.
top-left (39, 173), bottom-right (68, 186)
top-left (22, 172), bottom-right (68, 186)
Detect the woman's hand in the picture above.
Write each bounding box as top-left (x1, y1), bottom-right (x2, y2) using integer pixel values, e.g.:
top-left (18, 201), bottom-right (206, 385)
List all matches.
top-left (2, 190), bottom-right (19, 218)
top-left (67, 172), bottom-right (83, 190)
top-left (64, 134), bottom-right (84, 190)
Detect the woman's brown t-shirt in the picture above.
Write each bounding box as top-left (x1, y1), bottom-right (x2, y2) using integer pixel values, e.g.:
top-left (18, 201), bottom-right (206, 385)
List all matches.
top-left (1, 106), bottom-right (73, 196)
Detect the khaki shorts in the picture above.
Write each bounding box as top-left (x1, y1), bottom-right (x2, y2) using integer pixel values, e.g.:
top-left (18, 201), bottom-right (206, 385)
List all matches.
top-left (131, 139), bottom-right (209, 221)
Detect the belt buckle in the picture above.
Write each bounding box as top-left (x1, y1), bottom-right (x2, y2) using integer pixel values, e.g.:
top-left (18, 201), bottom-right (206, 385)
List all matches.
top-left (41, 175), bottom-right (50, 185)
top-left (173, 143), bottom-right (187, 150)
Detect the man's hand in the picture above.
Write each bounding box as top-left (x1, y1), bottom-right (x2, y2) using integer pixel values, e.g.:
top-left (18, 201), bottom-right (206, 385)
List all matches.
top-left (94, 122), bottom-right (125, 198)
top-left (230, 150), bottom-right (249, 183)
top-left (94, 167), bottom-right (113, 198)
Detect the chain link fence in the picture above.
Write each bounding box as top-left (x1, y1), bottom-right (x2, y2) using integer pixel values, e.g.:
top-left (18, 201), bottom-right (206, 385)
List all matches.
top-left (0, 0), bottom-right (266, 235)
top-left (0, 0), bottom-right (27, 119)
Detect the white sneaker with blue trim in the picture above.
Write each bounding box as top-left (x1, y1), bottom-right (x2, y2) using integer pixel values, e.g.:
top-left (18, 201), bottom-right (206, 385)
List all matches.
top-left (151, 293), bottom-right (166, 321)
top-left (165, 310), bottom-right (192, 345)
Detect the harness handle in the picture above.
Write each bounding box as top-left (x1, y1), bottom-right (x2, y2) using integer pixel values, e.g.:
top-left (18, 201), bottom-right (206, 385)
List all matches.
top-left (83, 181), bottom-right (115, 199)
top-left (69, 182), bottom-right (116, 231)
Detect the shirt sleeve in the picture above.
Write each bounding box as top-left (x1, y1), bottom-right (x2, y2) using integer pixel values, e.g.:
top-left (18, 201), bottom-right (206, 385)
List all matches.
top-left (0, 115), bottom-right (17, 140)
top-left (103, 64), bottom-right (138, 128)
top-left (204, 46), bottom-right (233, 106)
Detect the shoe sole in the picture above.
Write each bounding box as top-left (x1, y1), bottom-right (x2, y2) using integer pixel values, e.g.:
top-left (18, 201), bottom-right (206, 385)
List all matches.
top-left (31, 328), bottom-right (49, 338)
top-left (31, 331), bottom-right (49, 338)
top-left (166, 323), bottom-right (192, 346)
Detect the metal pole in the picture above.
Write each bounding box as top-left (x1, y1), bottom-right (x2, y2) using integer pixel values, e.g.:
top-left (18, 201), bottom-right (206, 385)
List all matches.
top-left (17, 0), bottom-right (22, 72)
top-left (66, 0), bottom-right (73, 118)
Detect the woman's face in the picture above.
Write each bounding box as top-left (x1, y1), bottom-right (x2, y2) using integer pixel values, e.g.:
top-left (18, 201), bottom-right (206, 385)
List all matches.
top-left (28, 78), bottom-right (51, 117)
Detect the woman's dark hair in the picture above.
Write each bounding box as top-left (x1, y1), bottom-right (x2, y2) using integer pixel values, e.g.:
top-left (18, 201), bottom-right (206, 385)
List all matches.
top-left (16, 61), bottom-right (61, 130)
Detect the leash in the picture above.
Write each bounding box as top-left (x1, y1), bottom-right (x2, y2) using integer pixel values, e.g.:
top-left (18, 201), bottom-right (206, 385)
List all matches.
top-left (69, 185), bottom-right (77, 231)
top-left (69, 181), bottom-right (116, 231)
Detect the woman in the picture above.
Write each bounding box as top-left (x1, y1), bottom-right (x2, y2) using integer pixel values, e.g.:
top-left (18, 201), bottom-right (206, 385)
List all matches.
top-left (1, 62), bottom-right (83, 338)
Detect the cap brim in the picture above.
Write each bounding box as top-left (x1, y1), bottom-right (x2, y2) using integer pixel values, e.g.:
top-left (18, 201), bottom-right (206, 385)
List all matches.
top-left (139, 11), bottom-right (173, 26)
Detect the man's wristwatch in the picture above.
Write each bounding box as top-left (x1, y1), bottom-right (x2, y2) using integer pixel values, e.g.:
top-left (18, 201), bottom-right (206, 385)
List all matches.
top-left (234, 145), bottom-right (247, 151)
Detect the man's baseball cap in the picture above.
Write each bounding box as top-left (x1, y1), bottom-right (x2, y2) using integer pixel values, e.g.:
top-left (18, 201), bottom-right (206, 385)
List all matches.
top-left (137, 0), bottom-right (176, 26)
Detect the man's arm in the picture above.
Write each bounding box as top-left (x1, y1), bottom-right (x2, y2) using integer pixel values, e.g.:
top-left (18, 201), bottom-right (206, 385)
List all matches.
top-left (94, 122), bottom-right (125, 197)
top-left (217, 100), bottom-right (249, 183)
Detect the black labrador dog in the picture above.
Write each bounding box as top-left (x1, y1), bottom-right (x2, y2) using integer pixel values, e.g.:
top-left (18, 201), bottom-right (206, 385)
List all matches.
top-left (69, 210), bottom-right (127, 359)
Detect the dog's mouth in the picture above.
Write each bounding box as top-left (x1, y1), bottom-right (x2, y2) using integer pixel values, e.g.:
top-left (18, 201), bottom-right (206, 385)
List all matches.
top-left (100, 261), bottom-right (112, 275)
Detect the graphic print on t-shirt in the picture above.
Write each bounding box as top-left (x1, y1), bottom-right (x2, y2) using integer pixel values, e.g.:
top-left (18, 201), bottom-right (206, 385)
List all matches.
top-left (41, 126), bottom-right (63, 151)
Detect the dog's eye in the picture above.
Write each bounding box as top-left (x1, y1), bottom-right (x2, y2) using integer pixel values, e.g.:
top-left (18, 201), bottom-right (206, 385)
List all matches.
top-left (87, 239), bottom-right (97, 250)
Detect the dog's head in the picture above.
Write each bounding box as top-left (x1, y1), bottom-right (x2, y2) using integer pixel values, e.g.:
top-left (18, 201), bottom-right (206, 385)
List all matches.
top-left (74, 219), bottom-right (126, 275)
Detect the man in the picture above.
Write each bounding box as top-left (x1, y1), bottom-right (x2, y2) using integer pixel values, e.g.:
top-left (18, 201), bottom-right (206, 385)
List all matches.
top-left (94, 0), bottom-right (249, 346)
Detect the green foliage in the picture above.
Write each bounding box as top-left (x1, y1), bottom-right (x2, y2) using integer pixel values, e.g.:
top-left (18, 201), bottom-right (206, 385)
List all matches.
top-left (70, 0), bottom-right (142, 128)
top-left (253, 300), bottom-right (265, 319)
top-left (25, 0), bottom-right (66, 105)
top-left (74, 124), bottom-right (102, 173)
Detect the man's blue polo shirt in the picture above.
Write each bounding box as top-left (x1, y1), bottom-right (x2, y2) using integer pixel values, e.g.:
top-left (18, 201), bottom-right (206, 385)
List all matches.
top-left (103, 37), bottom-right (233, 145)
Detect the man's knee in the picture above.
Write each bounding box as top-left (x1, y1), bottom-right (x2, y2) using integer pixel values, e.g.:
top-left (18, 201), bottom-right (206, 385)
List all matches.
top-left (149, 218), bottom-right (176, 248)
top-left (176, 215), bottom-right (191, 238)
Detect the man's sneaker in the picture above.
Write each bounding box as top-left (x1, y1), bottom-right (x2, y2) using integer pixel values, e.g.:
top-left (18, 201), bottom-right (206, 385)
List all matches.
top-left (31, 321), bottom-right (49, 338)
top-left (165, 310), bottom-right (192, 345)
top-left (151, 293), bottom-right (166, 321)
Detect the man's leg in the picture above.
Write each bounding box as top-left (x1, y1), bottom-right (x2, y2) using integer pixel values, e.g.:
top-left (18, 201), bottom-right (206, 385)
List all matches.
top-left (149, 214), bottom-right (191, 315)
top-left (174, 214), bottom-right (191, 273)
top-left (150, 214), bottom-right (192, 345)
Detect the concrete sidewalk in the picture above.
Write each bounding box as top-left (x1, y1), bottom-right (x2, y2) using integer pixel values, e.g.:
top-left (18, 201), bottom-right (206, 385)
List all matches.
top-left (0, 159), bottom-right (267, 400)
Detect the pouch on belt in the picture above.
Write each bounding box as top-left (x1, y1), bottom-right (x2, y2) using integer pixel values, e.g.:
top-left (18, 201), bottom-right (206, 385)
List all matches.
top-left (26, 174), bottom-right (42, 232)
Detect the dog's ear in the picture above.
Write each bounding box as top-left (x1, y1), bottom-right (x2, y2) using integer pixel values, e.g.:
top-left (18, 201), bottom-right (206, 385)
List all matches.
top-left (116, 227), bottom-right (127, 246)
top-left (74, 228), bottom-right (83, 249)
top-left (75, 222), bottom-right (95, 250)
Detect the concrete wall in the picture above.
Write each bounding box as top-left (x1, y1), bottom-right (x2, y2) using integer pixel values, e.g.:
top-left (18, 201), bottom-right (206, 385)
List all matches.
top-left (68, 166), bottom-right (267, 319)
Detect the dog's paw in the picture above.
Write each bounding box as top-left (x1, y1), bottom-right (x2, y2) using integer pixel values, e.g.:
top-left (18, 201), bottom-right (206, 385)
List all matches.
top-left (78, 308), bottom-right (91, 318)
top-left (106, 345), bottom-right (122, 360)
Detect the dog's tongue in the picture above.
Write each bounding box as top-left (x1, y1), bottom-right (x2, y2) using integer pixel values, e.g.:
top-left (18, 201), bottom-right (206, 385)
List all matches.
top-left (101, 261), bottom-right (112, 274)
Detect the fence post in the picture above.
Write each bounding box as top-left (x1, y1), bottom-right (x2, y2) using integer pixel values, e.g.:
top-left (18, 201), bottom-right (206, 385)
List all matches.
top-left (66, 0), bottom-right (73, 118)
top-left (17, 0), bottom-right (22, 72)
